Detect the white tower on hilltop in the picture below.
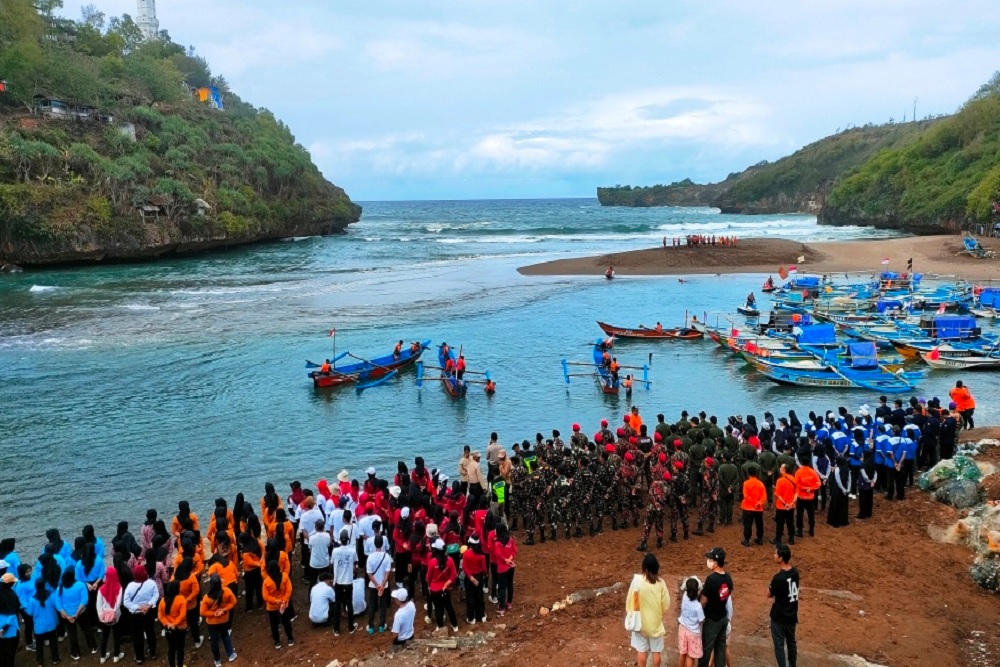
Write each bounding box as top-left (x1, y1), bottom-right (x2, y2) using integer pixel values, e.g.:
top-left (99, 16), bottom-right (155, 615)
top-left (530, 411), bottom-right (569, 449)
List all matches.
top-left (136, 0), bottom-right (160, 40)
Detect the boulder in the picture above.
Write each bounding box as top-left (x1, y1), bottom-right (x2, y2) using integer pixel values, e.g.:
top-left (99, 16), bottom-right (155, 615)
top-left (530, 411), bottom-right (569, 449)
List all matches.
top-left (918, 456), bottom-right (981, 491)
top-left (935, 479), bottom-right (983, 509)
top-left (970, 554), bottom-right (1000, 591)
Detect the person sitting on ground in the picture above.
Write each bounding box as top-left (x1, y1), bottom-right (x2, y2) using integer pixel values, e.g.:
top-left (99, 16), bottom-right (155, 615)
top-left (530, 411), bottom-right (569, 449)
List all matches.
top-left (390, 587), bottom-right (414, 651)
top-left (308, 571), bottom-right (336, 628)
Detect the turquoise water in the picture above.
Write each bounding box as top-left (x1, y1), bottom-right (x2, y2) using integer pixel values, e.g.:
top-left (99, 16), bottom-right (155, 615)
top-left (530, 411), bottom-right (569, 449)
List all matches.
top-left (1, 199), bottom-right (994, 548)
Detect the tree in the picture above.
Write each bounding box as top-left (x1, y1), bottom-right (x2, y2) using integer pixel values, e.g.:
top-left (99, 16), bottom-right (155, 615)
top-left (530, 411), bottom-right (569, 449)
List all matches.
top-left (107, 14), bottom-right (143, 55)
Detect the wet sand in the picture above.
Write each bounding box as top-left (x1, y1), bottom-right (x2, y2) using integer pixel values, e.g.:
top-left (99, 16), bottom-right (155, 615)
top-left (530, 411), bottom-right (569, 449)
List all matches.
top-left (518, 235), bottom-right (1000, 280)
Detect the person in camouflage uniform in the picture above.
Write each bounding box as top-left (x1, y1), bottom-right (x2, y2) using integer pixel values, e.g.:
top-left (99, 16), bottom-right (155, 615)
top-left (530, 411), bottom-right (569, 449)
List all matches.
top-left (598, 444), bottom-right (623, 531)
top-left (570, 425), bottom-right (589, 451)
top-left (509, 462), bottom-right (528, 534)
top-left (693, 456), bottom-right (719, 535)
top-left (668, 460), bottom-right (690, 540)
top-left (619, 451), bottom-right (641, 528)
top-left (637, 470), bottom-right (672, 551)
top-left (572, 454), bottom-right (598, 536)
top-left (687, 434), bottom-right (707, 507)
top-left (546, 462), bottom-right (573, 540)
top-left (717, 450), bottom-right (740, 525)
top-left (650, 452), bottom-right (668, 486)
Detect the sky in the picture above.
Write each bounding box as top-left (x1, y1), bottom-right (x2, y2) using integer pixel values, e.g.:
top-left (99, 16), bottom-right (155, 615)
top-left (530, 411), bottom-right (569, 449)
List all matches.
top-left (61, 0), bottom-right (1000, 200)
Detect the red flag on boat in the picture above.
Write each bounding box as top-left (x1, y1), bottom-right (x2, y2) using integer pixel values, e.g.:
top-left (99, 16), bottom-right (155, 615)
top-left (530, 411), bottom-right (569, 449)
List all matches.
top-left (328, 328), bottom-right (336, 337)
top-left (936, 303), bottom-right (946, 314)
top-left (731, 328), bottom-right (739, 337)
top-left (881, 257), bottom-right (890, 265)
top-left (787, 265), bottom-right (797, 274)
top-left (929, 347), bottom-right (940, 360)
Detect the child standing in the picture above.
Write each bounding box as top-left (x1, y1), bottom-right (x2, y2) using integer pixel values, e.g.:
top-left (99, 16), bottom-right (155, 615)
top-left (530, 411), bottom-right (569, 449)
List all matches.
top-left (677, 577), bottom-right (704, 667)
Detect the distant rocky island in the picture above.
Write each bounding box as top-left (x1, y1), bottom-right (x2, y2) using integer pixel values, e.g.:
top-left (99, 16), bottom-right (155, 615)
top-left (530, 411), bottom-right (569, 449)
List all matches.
top-left (0, 0), bottom-right (360, 267)
top-left (599, 72), bottom-right (1000, 235)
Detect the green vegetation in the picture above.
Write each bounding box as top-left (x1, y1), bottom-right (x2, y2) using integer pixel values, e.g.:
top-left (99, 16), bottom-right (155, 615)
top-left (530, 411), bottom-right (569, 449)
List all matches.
top-left (596, 179), bottom-right (725, 207)
top-left (0, 0), bottom-right (360, 264)
top-left (823, 72), bottom-right (1000, 232)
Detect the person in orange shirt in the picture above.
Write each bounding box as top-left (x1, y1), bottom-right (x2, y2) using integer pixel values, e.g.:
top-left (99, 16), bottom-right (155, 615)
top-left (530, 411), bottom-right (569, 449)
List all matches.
top-left (173, 538), bottom-right (204, 578)
top-left (772, 464), bottom-right (798, 546)
top-left (172, 558), bottom-right (203, 649)
top-left (265, 540), bottom-right (290, 579)
top-left (793, 455), bottom-right (822, 539)
top-left (741, 468), bottom-right (766, 547)
top-left (949, 380), bottom-right (976, 429)
top-left (240, 534), bottom-right (265, 612)
top-left (206, 539), bottom-right (239, 635)
top-left (200, 574), bottom-right (237, 665)
top-left (171, 501), bottom-right (199, 538)
top-left (628, 406), bottom-right (643, 434)
top-left (262, 561), bottom-right (294, 649)
top-left (266, 509), bottom-right (295, 556)
top-left (157, 581), bottom-right (188, 667)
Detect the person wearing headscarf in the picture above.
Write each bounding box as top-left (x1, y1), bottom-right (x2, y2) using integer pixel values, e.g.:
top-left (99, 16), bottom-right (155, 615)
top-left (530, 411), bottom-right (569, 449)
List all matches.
top-left (0, 540), bottom-right (21, 579)
top-left (157, 580), bottom-right (188, 667)
top-left (200, 574), bottom-right (237, 665)
top-left (0, 573), bottom-right (20, 667)
top-left (262, 560), bottom-right (294, 648)
top-left (95, 566), bottom-right (124, 663)
top-left (826, 457), bottom-right (852, 528)
top-left (56, 568), bottom-right (97, 658)
top-left (171, 501), bottom-right (199, 538)
top-left (172, 557), bottom-right (202, 648)
top-left (14, 565), bottom-right (35, 652)
top-left (74, 542), bottom-right (104, 635)
top-left (141, 510), bottom-right (158, 553)
top-left (123, 564), bottom-right (159, 662)
top-left (112, 522), bottom-right (142, 560)
top-left (26, 578), bottom-right (60, 667)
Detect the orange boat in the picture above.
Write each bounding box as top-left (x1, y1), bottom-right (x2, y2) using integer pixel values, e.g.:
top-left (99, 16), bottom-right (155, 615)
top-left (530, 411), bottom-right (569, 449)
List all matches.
top-left (597, 321), bottom-right (704, 340)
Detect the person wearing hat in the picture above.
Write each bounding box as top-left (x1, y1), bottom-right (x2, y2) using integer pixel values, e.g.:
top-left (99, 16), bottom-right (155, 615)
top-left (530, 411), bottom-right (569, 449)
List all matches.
top-left (620, 450), bottom-right (641, 529)
top-left (699, 547), bottom-right (733, 667)
top-left (426, 538), bottom-right (459, 632)
top-left (668, 460), bottom-right (690, 542)
top-left (389, 587), bottom-right (414, 651)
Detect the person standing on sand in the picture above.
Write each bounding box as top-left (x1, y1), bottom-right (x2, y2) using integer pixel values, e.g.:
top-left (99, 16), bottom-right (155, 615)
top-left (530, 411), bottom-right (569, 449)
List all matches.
top-left (698, 547), bottom-right (732, 667)
top-left (768, 543), bottom-right (799, 667)
top-left (626, 553), bottom-right (670, 667)
top-left (948, 381), bottom-right (975, 430)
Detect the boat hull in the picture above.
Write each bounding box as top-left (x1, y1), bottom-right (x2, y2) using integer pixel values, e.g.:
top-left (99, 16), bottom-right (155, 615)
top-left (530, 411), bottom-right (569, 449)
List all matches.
top-left (593, 339), bottom-right (619, 394)
top-left (310, 340), bottom-right (429, 388)
top-left (597, 321), bottom-right (703, 340)
top-left (438, 346), bottom-right (469, 398)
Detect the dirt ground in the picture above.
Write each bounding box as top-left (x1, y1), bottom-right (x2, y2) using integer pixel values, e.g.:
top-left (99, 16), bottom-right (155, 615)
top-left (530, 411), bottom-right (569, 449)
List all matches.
top-left (518, 235), bottom-right (1000, 281)
top-left (16, 428), bottom-right (1000, 667)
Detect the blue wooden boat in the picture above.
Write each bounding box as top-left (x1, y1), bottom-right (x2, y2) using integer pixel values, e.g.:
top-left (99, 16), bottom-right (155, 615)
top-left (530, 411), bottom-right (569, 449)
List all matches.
top-left (592, 338), bottom-right (619, 393)
top-left (308, 340), bottom-right (430, 388)
top-left (437, 344), bottom-right (469, 398)
top-left (744, 341), bottom-right (924, 392)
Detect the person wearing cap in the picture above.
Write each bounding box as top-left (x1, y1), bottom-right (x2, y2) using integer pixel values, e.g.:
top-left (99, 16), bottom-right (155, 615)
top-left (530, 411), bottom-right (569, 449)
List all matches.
top-left (768, 543), bottom-right (799, 667)
top-left (625, 553), bottom-right (670, 667)
top-left (699, 548), bottom-right (733, 667)
top-left (693, 456), bottom-right (719, 536)
top-left (461, 536), bottom-right (487, 624)
top-left (426, 538), bottom-right (459, 632)
top-left (599, 443), bottom-right (623, 532)
top-left (331, 529), bottom-right (358, 636)
top-left (389, 587), bottom-right (414, 650)
top-left (620, 450), bottom-right (641, 529)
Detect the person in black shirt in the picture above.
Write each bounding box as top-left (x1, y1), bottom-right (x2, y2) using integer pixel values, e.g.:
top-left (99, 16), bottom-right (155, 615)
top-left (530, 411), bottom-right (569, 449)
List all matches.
top-left (698, 547), bottom-right (733, 667)
top-left (939, 409), bottom-right (958, 461)
top-left (874, 396), bottom-right (891, 421)
top-left (768, 543), bottom-right (800, 667)
top-left (889, 399), bottom-right (907, 430)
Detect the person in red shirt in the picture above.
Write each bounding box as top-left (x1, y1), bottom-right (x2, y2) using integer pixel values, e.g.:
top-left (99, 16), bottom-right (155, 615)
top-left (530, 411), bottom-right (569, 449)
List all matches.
top-left (461, 535), bottom-right (487, 624)
top-left (492, 524), bottom-right (517, 615)
top-left (426, 539), bottom-right (458, 632)
top-left (741, 468), bottom-right (767, 547)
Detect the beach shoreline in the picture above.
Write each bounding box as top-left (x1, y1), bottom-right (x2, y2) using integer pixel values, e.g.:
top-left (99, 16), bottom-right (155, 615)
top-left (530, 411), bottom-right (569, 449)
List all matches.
top-left (517, 235), bottom-right (1000, 281)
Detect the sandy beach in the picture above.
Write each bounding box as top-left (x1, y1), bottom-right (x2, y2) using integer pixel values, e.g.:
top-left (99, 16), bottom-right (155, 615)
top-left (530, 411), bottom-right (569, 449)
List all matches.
top-left (518, 235), bottom-right (1000, 281)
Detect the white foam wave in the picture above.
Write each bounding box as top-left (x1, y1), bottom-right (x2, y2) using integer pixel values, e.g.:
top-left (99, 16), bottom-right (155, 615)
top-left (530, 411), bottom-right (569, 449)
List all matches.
top-left (29, 285), bottom-right (59, 293)
top-left (119, 304), bottom-right (161, 311)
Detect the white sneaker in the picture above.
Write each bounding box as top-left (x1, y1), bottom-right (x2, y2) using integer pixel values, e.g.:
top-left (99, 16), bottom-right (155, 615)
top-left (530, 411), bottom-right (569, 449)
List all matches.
top-left (423, 603), bottom-right (428, 611)
top-left (480, 616), bottom-right (487, 623)
top-left (468, 619), bottom-right (476, 625)
top-left (195, 636), bottom-right (204, 649)
top-left (100, 655), bottom-right (108, 665)
top-left (424, 616), bottom-right (431, 624)
top-left (451, 626), bottom-right (459, 632)
top-left (214, 661), bottom-right (222, 667)
top-left (229, 651), bottom-right (238, 661)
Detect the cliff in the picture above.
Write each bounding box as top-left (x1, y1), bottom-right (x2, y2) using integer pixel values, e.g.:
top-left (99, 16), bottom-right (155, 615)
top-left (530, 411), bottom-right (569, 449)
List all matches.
top-left (598, 122), bottom-right (933, 215)
top-left (0, 0), bottom-right (360, 266)
top-left (820, 73), bottom-right (1000, 234)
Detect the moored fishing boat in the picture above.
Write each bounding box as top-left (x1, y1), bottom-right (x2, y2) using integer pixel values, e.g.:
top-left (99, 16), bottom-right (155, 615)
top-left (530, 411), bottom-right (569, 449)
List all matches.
top-left (597, 320), bottom-right (703, 340)
top-left (744, 341), bottom-right (924, 392)
top-left (307, 340), bottom-right (431, 389)
top-left (919, 348), bottom-right (1000, 370)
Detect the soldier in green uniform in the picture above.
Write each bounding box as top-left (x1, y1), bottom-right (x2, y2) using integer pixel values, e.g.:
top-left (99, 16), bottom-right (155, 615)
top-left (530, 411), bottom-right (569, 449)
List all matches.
top-left (547, 464), bottom-right (573, 540)
top-left (668, 460), bottom-right (690, 541)
top-left (688, 435), bottom-right (707, 507)
top-left (620, 451), bottom-right (641, 528)
top-left (600, 444), bottom-right (623, 531)
top-left (693, 456), bottom-right (719, 535)
top-left (777, 441), bottom-right (799, 476)
top-left (740, 447), bottom-right (761, 487)
top-left (757, 446), bottom-right (778, 509)
top-left (509, 462), bottom-right (528, 533)
top-left (571, 455), bottom-right (595, 537)
top-left (717, 451), bottom-right (740, 525)
top-left (655, 413), bottom-right (671, 443)
top-left (637, 470), bottom-right (671, 551)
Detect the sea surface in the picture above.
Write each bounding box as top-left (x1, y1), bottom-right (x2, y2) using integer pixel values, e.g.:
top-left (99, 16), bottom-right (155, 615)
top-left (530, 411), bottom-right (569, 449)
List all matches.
top-left (1, 198), bottom-right (996, 550)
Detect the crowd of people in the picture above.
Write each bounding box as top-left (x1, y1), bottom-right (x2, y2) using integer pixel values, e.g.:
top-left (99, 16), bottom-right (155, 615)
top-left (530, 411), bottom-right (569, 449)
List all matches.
top-left (663, 236), bottom-right (740, 247)
top-left (0, 386), bottom-right (974, 667)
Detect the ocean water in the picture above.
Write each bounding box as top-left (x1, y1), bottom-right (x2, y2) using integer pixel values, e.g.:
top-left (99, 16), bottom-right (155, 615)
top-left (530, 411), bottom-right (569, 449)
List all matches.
top-left (0, 198), bottom-right (994, 549)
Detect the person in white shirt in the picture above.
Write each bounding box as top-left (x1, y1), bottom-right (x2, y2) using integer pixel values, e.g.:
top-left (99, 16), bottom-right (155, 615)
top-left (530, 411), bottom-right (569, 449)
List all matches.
top-left (363, 520), bottom-right (383, 560)
top-left (390, 587), bottom-right (414, 651)
top-left (331, 530), bottom-right (358, 636)
top-left (365, 536), bottom-right (391, 634)
top-left (326, 497), bottom-right (348, 537)
top-left (308, 572), bottom-right (336, 627)
top-left (677, 577), bottom-right (705, 666)
top-left (307, 520), bottom-right (332, 588)
top-left (123, 566), bottom-right (159, 663)
top-left (298, 497), bottom-right (325, 573)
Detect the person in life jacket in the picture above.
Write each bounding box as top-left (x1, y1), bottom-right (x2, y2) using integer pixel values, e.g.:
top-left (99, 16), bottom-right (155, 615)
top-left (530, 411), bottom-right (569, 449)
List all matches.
top-left (484, 379), bottom-right (496, 395)
top-left (622, 375), bottom-right (633, 398)
top-left (609, 358), bottom-right (621, 375)
top-left (393, 340), bottom-right (403, 360)
top-left (654, 322), bottom-right (663, 333)
top-left (456, 356), bottom-right (467, 379)
top-left (601, 350), bottom-right (612, 369)
top-left (320, 359), bottom-right (331, 374)
top-left (444, 356), bottom-right (456, 375)
top-left (409, 341), bottom-right (421, 354)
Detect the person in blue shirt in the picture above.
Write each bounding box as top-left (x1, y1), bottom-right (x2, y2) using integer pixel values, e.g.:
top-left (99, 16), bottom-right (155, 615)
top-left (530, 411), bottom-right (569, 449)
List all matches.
top-left (902, 423), bottom-right (921, 487)
top-left (74, 543), bottom-right (105, 635)
top-left (847, 431), bottom-right (864, 495)
top-left (56, 569), bottom-right (97, 659)
top-left (26, 578), bottom-right (60, 666)
top-left (14, 565), bottom-right (36, 652)
top-left (41, 530), bottom-right (72, 565)
top-left (887, 428), bottom-right (909, 502)
top-left (81, 526), bottom-right (105, 561)
top-left (829, 428), bottom-right (849, 460)
top-left (0, 573), bottom-right (20, 667)
top-left (874, 425), bottom-right (892, 494)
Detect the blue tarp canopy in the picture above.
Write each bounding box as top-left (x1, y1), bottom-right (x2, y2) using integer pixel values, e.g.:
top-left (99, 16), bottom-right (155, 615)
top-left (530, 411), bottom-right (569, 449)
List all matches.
top-left (980, 288), bottom-right (1000, 308)
top-left (876, 299), bottom-right (906, 313)
top-left (847, 342), bottom-right (878, 369)
top-left (934, 315), bottom-right (977, 340)
top-left (793, 275), bottom-right (820, 287)
top-left (796, 323), bottom-right (837, 344)
top-left (880, 272), bottom-right (900, 280)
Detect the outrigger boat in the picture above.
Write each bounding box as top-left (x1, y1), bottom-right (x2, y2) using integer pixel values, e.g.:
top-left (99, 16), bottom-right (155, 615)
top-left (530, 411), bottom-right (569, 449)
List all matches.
top-left (561, 338), bottom-right (651, 395)
top-left (596, 320), bottom-right (703, 340)
top-left (307, 340), bottom-right (430, 390)
top-left (415, 343), bottom-right (493, 398)
top-left (919, 347), bottom-right (1000, 370)
top-left (743, 341), bottom-right (924, 392)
